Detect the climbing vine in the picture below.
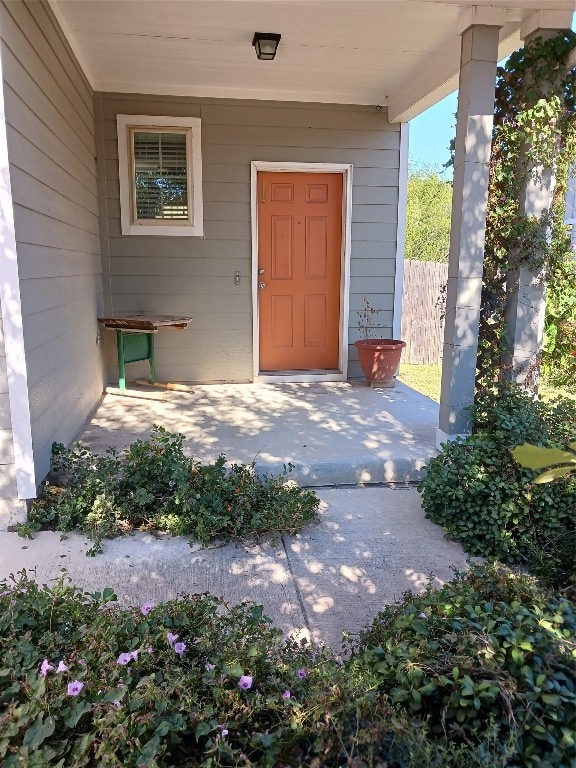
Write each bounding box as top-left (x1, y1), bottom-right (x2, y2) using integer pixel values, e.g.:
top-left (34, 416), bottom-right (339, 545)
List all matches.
top-left (476, 30), bottom-right (576, 391)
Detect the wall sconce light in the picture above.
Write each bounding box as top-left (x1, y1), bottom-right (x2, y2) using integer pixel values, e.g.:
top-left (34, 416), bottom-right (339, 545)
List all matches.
top-left (252, 32), bottom-right (281, 60)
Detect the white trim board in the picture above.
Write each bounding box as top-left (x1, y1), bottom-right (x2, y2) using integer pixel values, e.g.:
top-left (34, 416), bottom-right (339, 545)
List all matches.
top-left (393, 122), bottom-right (409, 341)
top-left (250, 161), bottom-right (353, 384)
top-left (0, 43), bottom-right (36, 499)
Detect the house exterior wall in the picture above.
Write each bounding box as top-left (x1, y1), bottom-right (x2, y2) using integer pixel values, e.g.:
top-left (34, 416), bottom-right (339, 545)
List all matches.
top-left (95, 93), bottom-right (401, 382)
top-left (0, 0), bottom-right (104, 485)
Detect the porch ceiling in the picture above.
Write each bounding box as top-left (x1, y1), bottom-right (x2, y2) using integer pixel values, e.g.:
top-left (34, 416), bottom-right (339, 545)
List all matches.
top-left (50, 0), bottom-right (574, 121)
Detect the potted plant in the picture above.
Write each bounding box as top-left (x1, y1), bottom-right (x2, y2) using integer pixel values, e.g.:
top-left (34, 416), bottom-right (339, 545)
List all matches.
top-left (354, 297), bottom-right (406, 387)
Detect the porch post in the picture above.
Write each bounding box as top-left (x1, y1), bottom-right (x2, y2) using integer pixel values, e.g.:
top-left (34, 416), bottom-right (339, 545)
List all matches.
top-left (502, 10), bottom-right (574, 391)
top-left (437, 8), bottom-right (504, 446)
top-left (0, 38), bottom-right (36, 523)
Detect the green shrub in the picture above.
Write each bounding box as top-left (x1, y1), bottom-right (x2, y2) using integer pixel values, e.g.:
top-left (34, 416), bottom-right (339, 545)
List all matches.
top-left (356, 562), bottom-right (576, 768)
top-left (3, 566), bottom-right (571, 767)
top-left (418, 385), bottom-right (576, 587)
top-left (28, 426), bottom-right (319, 554)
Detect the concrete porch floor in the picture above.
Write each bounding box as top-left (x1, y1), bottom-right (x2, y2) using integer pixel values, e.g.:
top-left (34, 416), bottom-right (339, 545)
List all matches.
top-left (76, 380), bottom-right (439, 485)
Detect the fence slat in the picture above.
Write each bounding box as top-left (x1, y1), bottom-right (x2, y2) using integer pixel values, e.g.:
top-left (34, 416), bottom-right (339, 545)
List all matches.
top-left (401, 260), bottom-right (447, 364)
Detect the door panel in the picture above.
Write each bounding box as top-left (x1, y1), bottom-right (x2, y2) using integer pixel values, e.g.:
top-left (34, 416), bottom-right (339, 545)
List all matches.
top-left (258, 171), bottom-right (342, 371)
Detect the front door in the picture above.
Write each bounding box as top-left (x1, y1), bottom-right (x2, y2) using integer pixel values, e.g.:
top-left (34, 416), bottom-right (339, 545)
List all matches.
top-left (257, 171), bottom-right (343, 371)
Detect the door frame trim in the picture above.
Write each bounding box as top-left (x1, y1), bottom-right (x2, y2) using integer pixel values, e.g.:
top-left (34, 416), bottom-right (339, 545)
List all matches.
top-left (250, 161), bottom-right (353, 382)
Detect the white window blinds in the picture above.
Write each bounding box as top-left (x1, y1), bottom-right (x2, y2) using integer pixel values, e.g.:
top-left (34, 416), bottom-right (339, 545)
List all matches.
top-left (133, 131), bottom-right (188, 220)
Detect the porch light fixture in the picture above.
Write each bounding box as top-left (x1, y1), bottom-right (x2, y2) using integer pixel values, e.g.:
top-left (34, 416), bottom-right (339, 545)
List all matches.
top-left (252, 32), bottom-right (281, 60)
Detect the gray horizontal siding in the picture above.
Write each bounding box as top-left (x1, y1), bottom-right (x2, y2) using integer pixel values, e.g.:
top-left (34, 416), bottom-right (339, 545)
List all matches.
top-left (1, 0), bottom-right (104, 486)
top-left (97, 92), bottom-right (400, 383)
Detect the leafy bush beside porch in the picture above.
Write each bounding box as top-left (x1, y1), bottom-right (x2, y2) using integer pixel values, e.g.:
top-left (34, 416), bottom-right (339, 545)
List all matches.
top-left (24, 426), bottom-right (320, 555)
top-left (418, 385), bottom-right (576, 590)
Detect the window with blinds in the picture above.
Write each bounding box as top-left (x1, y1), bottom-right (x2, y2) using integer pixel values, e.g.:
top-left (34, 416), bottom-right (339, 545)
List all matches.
top-left (132, 130), bottom-right (189, 221)
top-left (117, 115), bottom-right (203, 237)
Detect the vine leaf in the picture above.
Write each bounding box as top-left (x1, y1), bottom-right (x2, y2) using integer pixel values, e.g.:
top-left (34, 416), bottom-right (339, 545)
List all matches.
top-left (511, 443), bottom-right (576, 484)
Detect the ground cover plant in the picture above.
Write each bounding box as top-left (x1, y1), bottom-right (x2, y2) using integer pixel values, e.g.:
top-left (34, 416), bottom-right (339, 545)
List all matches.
top-left (418, 385), bottom-right (576, 590)
top-left (1, 563), bottom-right (573, 767)
top-left (24, 426), bottom-right (319, 554)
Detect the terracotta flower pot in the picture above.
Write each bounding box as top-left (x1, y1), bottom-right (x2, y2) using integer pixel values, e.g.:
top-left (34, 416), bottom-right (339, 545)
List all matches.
top-left (354, 338), bottom-right (406, 387)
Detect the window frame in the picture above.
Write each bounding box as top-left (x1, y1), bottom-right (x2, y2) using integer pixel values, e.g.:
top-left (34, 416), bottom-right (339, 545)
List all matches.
top-left (117, 115), bottom-right (203, 236)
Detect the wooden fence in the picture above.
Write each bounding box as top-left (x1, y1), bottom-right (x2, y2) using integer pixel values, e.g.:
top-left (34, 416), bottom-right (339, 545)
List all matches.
top-left (401, 260), bottom-right (448, 364)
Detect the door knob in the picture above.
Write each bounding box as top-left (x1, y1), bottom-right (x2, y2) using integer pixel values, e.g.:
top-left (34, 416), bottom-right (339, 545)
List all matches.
top-left (258, 268), bottom-right (265, 275)
top-left (258, 282), bottom-right (265, 290)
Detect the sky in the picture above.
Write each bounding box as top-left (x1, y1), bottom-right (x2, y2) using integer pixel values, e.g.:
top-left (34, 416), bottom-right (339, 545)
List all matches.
top-left (408, 14), bottom-right (576, 173)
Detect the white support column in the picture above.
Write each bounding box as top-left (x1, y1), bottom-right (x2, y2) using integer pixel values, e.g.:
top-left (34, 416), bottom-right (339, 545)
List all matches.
top-left (437, 13), bottom-right (503, 447)
top-left (0, 40), bottom-right (36, 512)
top-left (503, 10), bottom-right (574, 390)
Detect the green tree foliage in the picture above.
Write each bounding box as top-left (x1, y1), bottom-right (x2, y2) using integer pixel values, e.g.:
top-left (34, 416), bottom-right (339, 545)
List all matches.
top-left (405, 162), bottom-right (452, 263)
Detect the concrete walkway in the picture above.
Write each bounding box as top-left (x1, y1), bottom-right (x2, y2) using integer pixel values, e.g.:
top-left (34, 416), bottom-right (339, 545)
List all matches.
top-left (0, 487), bottom-right (468, 648)
top-left (77, 380), bottom-right (438, 485)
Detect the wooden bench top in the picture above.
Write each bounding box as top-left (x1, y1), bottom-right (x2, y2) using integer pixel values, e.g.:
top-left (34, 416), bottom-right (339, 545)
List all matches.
top-left (97, 314), bottom-right (193, 331)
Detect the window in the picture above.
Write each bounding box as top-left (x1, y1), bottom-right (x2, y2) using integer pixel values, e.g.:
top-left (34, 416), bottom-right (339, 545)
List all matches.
top-left (117, 115), bottom-right (203, 236)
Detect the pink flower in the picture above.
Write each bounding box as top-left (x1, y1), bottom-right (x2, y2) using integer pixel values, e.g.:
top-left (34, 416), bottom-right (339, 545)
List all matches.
top-left (67, 680), bottom-right (84, 696)
top-left (282, 690), bottom-right (291, 699)
top-left (140, 600), bottom-right (154, 615)
top-left (174, 642), bottom-right (186, 655)
top-left (56, 661), bottom-right (68, 673)
top-left (297, 668), bottom-right (307, 679)
top-left (117, 652), bottom-right (132, 665)
top-left (167, 632), bottom-right (178, 648)
top-left (238, 675), bottom-right (253, 691)
top-left (40, 659), bottom-right (54, 676)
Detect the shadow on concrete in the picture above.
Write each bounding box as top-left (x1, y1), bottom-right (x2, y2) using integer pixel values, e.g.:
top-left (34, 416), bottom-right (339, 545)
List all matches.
top-left (77, 380), bottom-right (439, 485)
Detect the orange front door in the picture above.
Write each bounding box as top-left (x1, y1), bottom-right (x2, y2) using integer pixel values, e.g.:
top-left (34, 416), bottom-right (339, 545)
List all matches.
top-left (258, 172), bottom-right (343, 371)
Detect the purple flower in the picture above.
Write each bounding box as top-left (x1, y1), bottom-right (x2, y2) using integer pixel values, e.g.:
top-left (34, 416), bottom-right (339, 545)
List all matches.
top-left (56, 661), bottom-right (68, 673)
top-left (147, 646), bottom-right (153, 654)
top-left (282, 690), bottom-right (291, 699)
top-left (113, 700), bottom-right (122, 709)
top-left (130, 650), bottom-right (140, 661)
top-left (117, 652), bottom-right (132, 665)
top-left (67, 680), bottom-right (84, 696)
top-left (167, 632), bottom-right (179, 648)
top-left (205, 662), bottom-right (215, 672)
top-left (40, 659), bottom-right (54, 677)
top-left (140, 600), bottom-right (154, 616)
top-left (174, 642), bottom-right (186, 655)
top-left (297, 668), bottom-right (307, 679)
top-left (418, 612), bottom-right (427, 619)
top-left (238, 675), bottom-right (253, 691)
top-left (220, 728), bottom-right (229, 737)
